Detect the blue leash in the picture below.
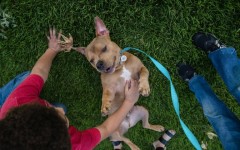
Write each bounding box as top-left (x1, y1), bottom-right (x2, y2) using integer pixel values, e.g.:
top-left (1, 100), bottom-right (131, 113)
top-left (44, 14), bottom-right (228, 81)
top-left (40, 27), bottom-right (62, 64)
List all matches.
top-left (121, 47), bottom-right (202, 150)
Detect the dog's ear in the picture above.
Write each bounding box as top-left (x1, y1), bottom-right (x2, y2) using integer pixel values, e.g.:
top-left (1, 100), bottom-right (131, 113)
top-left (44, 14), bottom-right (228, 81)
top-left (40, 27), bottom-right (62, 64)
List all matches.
top-left (94, 16), bottom-right (109, 36)
top-left (75, 47), bottom-right (86, 55)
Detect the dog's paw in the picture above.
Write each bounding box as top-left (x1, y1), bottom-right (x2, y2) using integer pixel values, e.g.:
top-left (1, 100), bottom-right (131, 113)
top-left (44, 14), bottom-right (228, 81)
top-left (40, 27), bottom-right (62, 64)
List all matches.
top-left (130, 145), bottom-right (140, 150)
top-left (101, 101), bottom-right (112, 116)
top-left (152, 125), bottom-right (165, 132)
top-left (138, 80), bottom-right (150, 97)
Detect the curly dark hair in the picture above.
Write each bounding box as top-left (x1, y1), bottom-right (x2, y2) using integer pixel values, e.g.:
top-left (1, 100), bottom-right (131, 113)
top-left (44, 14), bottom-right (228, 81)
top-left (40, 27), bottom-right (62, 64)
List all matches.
top-left (0, 103), bottom-right (71, 150)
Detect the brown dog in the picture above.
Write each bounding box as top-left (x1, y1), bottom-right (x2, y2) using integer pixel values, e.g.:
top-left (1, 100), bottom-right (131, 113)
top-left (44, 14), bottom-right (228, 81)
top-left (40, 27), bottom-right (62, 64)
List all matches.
top-left (75, 16), bottom-right (164, 150)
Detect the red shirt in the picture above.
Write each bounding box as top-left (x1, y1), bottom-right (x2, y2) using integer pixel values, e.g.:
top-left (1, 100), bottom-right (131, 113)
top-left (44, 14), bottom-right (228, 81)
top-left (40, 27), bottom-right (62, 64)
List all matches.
top-left (0, 74), bottom-right (101, 150)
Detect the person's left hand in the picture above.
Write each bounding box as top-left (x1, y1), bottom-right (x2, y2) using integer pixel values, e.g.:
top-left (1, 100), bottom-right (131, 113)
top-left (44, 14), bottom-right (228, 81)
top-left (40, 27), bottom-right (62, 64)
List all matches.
top-left (47, 28), bottom-right (61, 52)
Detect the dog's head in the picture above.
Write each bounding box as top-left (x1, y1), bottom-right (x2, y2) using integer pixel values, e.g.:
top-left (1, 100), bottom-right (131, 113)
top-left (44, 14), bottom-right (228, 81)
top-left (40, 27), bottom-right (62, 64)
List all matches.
top-left (78, 16), bottom-right (122, 74)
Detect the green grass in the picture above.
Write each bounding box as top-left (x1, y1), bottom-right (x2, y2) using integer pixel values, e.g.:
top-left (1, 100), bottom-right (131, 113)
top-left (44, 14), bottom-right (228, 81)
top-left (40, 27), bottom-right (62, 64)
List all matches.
top-left (1, 0), bottom-right (240, 149)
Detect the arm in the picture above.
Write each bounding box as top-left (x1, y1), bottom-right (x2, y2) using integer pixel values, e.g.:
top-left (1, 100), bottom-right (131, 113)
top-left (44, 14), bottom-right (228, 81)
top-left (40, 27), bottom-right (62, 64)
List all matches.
top-left (96, 79), bottom-right (140, 141)
top-left (31, 28), bottom-right (62, 82)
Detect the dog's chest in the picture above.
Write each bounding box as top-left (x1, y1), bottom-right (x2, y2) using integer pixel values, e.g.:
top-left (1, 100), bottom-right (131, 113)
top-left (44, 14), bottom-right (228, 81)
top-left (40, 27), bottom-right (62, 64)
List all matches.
top-left (120, 66), bottom-right (131, 81)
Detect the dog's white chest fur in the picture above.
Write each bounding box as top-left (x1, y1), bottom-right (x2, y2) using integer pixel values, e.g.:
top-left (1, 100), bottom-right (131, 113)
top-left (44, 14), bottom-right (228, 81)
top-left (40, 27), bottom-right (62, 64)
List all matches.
top-left (120, 66), bottom-right (131, 81)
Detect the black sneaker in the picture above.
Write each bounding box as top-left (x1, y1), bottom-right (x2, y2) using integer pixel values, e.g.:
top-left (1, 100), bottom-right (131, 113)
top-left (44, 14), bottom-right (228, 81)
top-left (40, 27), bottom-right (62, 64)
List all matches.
top-left (177, 63), bottom-right (196, 81)
top-left (192, 32), bottom-right (226, 53)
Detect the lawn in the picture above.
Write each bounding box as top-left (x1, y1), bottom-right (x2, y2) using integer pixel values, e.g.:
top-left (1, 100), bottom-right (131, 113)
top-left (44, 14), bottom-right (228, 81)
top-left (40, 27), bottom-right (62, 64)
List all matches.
top-left (1, 0), bottom-right (240, 149)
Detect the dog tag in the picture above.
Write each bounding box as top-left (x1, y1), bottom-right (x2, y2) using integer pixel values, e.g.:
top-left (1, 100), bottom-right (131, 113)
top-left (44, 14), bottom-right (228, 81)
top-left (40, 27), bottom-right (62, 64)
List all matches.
top-left (121, 55), bottom-right (127, 62)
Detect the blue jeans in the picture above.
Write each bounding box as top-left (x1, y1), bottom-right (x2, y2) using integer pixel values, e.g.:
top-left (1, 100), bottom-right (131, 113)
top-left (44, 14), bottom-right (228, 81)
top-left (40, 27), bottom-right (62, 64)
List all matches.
top-left (209, 47), bottom-right (240, 104)
top-left (0, 71), bottom-right (67, 114)
top-left (188, 47), bottom-right (240, 150)
top-left (0, 71), bottom-right (30, 106)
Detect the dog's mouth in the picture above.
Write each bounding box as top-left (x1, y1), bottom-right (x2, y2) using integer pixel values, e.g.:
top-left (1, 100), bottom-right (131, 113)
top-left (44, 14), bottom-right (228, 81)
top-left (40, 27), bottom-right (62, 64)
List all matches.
top-left (104, 62), bottom-right (116, 73)
top-left (96, 56), bottom-right (119, 74)
top-left (96, 62), bottom-right (116, 74)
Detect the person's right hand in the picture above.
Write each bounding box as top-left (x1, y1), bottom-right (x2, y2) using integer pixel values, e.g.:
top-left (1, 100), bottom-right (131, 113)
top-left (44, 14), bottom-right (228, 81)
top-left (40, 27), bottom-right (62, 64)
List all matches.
top-left (47, 28), bottom-right (61, 52)
top-left (124, 79), bottom-right (140, 104)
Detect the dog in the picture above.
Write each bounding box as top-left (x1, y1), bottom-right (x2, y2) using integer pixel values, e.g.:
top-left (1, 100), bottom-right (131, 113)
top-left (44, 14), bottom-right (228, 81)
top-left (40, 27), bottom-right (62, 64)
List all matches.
top-left (75, 16), bottom-right (164, 150)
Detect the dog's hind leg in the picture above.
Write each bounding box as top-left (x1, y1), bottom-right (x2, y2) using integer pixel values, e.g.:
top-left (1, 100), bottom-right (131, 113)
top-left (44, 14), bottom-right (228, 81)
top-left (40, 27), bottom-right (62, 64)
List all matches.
top-left (110, 127), bottom-right (140, 150)
top-left (110, 131), bottom-right (123, 150)
top-left (121, 136), bottom-right (140, 150)
top-left (138, 106), bottom-right (165, 132)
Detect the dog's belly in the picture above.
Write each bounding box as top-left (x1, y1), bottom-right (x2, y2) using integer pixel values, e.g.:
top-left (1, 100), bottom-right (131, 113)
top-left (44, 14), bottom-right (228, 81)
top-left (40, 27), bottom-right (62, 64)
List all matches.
top-left (108, 65), bottom-right (139, 114)
top-left (127, 106), bottom-right (146, 127)
top-left (109, 67), bottom-right (131, 114)
top-left (119, 106), bottom-right (146, 134)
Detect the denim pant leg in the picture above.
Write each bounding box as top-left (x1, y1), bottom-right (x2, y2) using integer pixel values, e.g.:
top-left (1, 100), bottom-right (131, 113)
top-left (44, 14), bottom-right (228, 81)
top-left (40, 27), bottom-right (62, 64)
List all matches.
top-left (189, 75), bottom-right (240, 150)
top-left (208, 47), bottom-right (240, 104)
top-left (0, 71), bottom-right (30, 106)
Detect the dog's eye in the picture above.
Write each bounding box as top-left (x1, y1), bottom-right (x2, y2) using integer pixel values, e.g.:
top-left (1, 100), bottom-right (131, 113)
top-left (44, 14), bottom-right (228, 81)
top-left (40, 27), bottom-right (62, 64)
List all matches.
top-left (102, 46), bottom-right (107, 52)
top-left (90, 59), bottom-right (94, 63)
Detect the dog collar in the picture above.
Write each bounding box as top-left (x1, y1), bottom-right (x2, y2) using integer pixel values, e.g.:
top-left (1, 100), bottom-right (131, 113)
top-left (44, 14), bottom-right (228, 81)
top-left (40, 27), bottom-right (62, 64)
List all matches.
top-left (119, 52), bottom-right (127, 65)
top-left (115, 53), bottom-right (126, 70)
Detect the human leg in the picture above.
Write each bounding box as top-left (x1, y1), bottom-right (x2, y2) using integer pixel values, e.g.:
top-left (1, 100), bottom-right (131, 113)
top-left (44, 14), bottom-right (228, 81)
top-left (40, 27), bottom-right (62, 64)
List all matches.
top-left (192, 32), bottom-right (240, 104)
top-left (0, 71), bottom-right (68, 114)
top-left (178, 63), bottom-right (240, 150)
top-left (208, 48), bottom-right (240, 103)
top-left (189, 75), bottom-right (240, 149)
top-left (0, 71), bottom-right (30, 106)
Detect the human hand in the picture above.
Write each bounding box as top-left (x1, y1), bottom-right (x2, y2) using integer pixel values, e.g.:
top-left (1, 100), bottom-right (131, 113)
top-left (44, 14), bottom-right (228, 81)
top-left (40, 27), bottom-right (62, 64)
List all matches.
top-left (47, 28), bottom-right (61, 52)
top-left (124, 79), bottom-right (140, 104)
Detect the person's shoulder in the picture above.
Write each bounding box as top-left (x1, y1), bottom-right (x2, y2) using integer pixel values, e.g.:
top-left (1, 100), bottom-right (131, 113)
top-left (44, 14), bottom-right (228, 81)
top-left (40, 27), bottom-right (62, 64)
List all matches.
top-left (28, 74), bottom-right (44, 83)
top-left (69, 126), bottom-right (101, 150)
top-left (17, 74), bottom-right (44, 91)
top-left (68, 126), bottom-right (100, 136)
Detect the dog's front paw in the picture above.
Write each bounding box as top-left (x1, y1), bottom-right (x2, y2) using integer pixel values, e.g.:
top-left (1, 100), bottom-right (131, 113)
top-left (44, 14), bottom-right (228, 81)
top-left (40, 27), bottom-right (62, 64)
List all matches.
top-left (138, 80), bottom-right (150, 97)
top-left (101, 101), bottom-right (112, 116)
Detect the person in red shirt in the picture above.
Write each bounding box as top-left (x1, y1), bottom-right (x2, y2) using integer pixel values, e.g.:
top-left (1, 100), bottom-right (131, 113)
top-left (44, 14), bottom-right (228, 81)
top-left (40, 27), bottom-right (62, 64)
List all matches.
top-left (0, 28), bottom-right (140, 150)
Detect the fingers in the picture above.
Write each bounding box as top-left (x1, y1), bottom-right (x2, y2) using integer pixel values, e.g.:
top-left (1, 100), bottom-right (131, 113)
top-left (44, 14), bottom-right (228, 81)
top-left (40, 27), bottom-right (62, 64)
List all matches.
top-left (52, 28), bottom-right (56, 38)
top-left (125, 79), bottom-right (138, 91)
top-left (57, 32), bottom-right (61, 41)
top-left (130, 79), bottom-right (137, 87)
top-left (124, 80), bottom-right (129, 91)
top-left (128, 80), bottom-right (131, 89)
top-left (48, 27), bottom-right (59, 39)
top-left (57, 29), bottom-right (62, 40)
top-left (124, 79), bottom-right (140, 103)
top-left (49, 28), bottom-right (53, 38)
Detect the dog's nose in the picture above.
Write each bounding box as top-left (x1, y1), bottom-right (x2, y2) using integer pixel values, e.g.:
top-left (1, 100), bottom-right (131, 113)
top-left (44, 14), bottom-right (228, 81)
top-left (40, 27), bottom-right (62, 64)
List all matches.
top-left (96, 60), bottom-right (104, 70)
